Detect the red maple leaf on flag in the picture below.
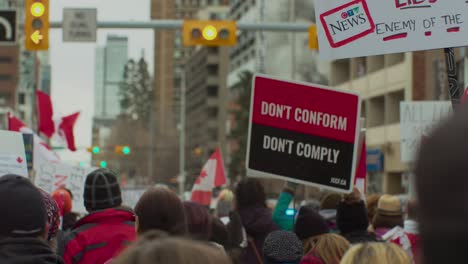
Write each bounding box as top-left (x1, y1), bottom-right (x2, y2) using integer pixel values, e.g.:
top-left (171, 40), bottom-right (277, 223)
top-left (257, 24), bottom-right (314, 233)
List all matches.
top-left (195, 169), bottom-right (208, 184)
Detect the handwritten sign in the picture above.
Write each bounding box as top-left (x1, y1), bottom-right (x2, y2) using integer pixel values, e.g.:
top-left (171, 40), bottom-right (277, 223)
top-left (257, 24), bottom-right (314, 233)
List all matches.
top-left (0, 130), bottom-right (28, 177)
top-left (315, 0), bottom-right (468, 60)
top-left (35, 162), bottom-right (96, 214)
top-left (246, 74), bottom-right (361, 193)
top-left (400, 101), bottom-right (452, 163)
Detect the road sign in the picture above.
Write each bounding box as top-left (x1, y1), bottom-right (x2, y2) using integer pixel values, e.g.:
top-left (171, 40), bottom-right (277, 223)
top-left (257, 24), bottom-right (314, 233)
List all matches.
top-left (400, 101), bottom-right (452, 163)
top-left (315, 0), bottom-right (468, 60)
top-left (0, 10), bottom-right (16, 44)
top-left (63, 8), bottom-right (97, 42)
top-left (246, 74), bottom-right (361, 193)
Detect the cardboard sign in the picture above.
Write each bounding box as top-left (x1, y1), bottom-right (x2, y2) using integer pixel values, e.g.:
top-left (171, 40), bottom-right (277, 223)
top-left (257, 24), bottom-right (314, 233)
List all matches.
top-left (0, 130), bottom-right (28, 177)
top-left (35, 162), bottom-right (96, 214)
top-left (315, 0), bottom-right (468, 60)
top-left (400, 101), bottom-right (452, 163)
top-left (246, 74), bottom-right (361, 192)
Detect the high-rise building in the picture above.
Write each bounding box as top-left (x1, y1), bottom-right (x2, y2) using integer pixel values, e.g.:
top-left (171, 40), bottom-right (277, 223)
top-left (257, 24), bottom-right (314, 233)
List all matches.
top-left (150, 0), bottom-right (228, 185)
top-left (92, 36), bottom-right (128, 156)
top-left (94, 35), bottom-right (129, 120)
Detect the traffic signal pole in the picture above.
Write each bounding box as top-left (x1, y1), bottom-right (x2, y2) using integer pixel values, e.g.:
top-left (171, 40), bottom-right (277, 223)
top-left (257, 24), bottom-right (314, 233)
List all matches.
top-left (49, 20), bottom-right (312, 32)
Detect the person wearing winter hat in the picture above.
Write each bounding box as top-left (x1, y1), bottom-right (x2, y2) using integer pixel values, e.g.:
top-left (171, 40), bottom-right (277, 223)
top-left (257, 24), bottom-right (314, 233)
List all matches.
top-left (39, 189), bottom-right (61, 251)
top-left (294, 205), bottom-right (333, 264)
top-left (52, 188), bottom-right (73, 217)
top-left (263, 230), bottom-right (303, 264)
top-left (235, 178), bottom-right (278, 264)
top-left (0, 175), bottom-right (64, 264)
top-left (372, 194), bottom-right (403, 240)
top-left (337, 188), bottom-right (377, 244)
top-left (294, 205), bottom-right (330, 241)
top-left (62, 169), bottom-right (136, 264)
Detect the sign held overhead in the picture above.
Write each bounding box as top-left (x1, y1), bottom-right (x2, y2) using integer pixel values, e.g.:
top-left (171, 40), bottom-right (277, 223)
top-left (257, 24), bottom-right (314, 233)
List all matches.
top-left (63, 8), bottom-right (97, 42)
top-left (315, 0), bottom-right (468, 60)
top-left (400, 101), bottom-right (452, 163)
top-left (246, 74), bottom-right (361, 193)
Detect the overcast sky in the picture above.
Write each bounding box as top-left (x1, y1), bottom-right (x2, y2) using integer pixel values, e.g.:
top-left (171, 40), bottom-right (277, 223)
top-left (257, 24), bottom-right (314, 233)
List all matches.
top-left (49, 0), bottom-right (154, 163)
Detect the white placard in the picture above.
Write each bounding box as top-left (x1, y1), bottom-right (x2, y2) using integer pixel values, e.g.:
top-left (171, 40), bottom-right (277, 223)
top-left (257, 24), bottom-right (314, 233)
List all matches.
top-left (63, 8), bottom-right (97, 42)
top-left (400, 101), bottom-right (452, 163)
top-left (35, 162), bottom-right (96, 214)
top-left (122, 188), bottom-right (147, 209)
top-left (0, 130), bottom-right (28, 177)
top-left (315, 0), bottom-right (468, 60)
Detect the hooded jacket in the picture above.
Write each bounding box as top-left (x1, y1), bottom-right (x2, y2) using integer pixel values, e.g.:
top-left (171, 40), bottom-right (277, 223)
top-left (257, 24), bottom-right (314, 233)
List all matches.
top-left (0, 237), bottom-right (64, 264)
top-left (239, 205), bottom-right (278, 264)
top-left (62, 208), bottom-right (136, 264)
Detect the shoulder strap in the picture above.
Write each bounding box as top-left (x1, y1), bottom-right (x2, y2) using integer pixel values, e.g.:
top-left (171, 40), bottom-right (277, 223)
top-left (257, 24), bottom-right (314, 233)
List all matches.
top-left (248, 237), bottom-right (264, 264)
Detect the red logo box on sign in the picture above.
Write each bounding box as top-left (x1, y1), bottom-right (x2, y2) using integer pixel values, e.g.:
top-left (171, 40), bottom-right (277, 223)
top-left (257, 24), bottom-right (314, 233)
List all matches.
top-left (320, 0), bottom-right (375, 48)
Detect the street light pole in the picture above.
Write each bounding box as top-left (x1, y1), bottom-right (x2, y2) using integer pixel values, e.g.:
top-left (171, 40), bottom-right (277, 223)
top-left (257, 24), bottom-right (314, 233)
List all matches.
top-left (178, 69), bottom-right (186, 196)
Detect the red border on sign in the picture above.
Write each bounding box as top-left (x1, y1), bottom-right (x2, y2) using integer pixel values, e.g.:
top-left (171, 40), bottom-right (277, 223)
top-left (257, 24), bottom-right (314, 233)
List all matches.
top-left (320, 0), bottom-right (375, 48)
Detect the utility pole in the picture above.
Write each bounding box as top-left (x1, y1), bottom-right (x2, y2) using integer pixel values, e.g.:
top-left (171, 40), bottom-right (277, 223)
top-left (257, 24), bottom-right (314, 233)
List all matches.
top-left (178, 69), bottom-right (186, 196)
top-left (290, 0), bottom-right (296, 80)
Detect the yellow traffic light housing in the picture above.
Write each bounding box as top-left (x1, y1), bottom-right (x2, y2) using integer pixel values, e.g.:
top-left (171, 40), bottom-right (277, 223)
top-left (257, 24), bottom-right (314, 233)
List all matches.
top-left (183, 20), bottom-right (237, 47)
top-left (309, 25), bottom-right (319, 50)
top-left (25, 0), bottom-right (49, 51)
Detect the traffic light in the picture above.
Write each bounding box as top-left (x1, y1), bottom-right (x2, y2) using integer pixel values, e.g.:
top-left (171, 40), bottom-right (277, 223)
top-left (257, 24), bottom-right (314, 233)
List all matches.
top-left (25, 0), bottom-right (49, 51)
top-left (115, 145), bottom-right (131, 155)
top-left (87, 146), bottom-right (100, 154)
top-left (99, 161), bottom-right (107, 168)
top-left (183, 20), bottom-right (237, 47)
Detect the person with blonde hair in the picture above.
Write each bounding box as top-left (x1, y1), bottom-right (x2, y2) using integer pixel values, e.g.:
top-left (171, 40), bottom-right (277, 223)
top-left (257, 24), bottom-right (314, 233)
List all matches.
top-left (340, 242), bottom-right (411, 264)
top-left (113, 231), bottom-right (232, 264)
top-left (300, 233), bottom-right (350, 264)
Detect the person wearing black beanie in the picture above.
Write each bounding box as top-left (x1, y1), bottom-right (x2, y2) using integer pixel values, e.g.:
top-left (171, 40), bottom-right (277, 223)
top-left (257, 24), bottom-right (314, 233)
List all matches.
top-left (62, 169), bottom-right (136, 264)
top-left (0, 174), bottom-right (64, 264)
top-left (336, 188), bottom-right (377, 244)
top-left (294, 206), bottom-right (330, 241)
top-left (415, 104), bottom-right (468, 264)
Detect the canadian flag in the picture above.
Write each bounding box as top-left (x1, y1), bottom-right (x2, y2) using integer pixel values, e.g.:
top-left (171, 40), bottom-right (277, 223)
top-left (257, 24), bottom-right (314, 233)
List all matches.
top-left (36, 90), bottom-right (80, 151)
top-left (8, 113), bottom-right (60, 169)
top-left (191, 148), bottom-right (227, 206)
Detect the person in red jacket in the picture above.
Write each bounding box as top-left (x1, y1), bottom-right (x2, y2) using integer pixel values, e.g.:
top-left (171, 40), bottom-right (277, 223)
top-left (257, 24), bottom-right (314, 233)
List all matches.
top-left (62, 169), bottom-right (136, 264)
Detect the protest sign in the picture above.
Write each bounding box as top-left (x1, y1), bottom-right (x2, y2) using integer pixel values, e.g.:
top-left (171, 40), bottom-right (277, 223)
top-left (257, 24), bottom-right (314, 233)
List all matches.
top-left (0, 130), bottom-right (28, 177)
top-left (122, 188), bottom-right (146, 209)
top-left (315, 0), bottom-right (468, 60)
top-left (35, 161), bottom-right (96, 214)
top-left (246, 74), bottom-right (361, 192)
top-left (400, 101), bottom-right (452, 163)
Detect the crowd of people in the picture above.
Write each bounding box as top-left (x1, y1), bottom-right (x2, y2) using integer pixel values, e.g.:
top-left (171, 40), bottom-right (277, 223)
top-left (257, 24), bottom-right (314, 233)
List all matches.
top-left (2, 105), bottom-right (468, 263)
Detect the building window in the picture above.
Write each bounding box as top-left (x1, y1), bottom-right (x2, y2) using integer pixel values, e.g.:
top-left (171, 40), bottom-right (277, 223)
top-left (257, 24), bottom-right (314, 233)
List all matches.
top-left (0, 75), bottom-right (12, 81)
top-left (368, 95), bottom-right (385, 127)
top-left (19, 111), bottom-right (25, 120)
top-left (18, 93), bottom-right (25, 105)
top-left (207, 86), bottom-right (218, 96)
top-left (0, 56), bottom-right (12, 64)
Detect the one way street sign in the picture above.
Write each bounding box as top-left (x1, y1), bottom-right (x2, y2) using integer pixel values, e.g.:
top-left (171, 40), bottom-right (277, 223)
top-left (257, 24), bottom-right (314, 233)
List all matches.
top-left (0, 10), bottom-right (16, 44)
